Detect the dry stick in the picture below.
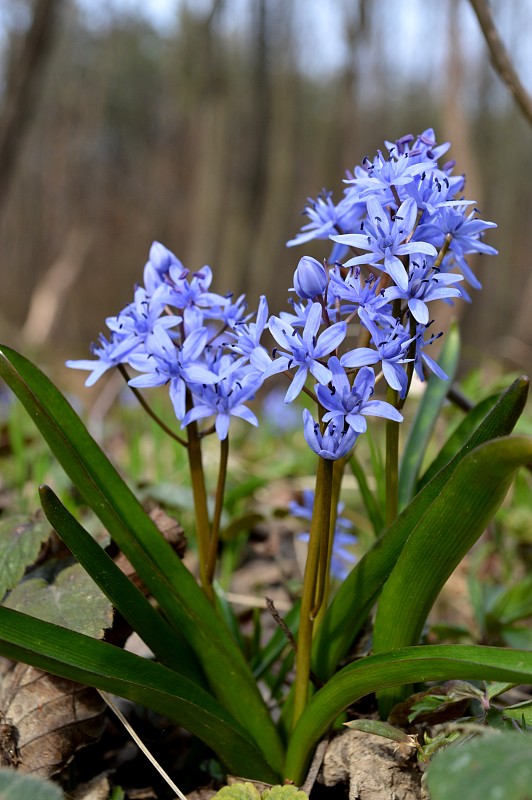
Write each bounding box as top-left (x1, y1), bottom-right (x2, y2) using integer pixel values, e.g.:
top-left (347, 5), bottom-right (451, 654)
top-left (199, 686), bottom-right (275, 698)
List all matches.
top-left (265, 597), bottom-right (323, 689)
top-left (98, 690), bottom-right (187, 800)
top-left (469, 0), bottom-right (532, 128)
top-left (266, 597), bottom-right (298, 655)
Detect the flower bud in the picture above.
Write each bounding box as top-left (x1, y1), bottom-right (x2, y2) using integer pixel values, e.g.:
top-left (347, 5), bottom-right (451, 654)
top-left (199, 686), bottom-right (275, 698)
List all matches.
top-left (293, 256), bottom-right (328, 300)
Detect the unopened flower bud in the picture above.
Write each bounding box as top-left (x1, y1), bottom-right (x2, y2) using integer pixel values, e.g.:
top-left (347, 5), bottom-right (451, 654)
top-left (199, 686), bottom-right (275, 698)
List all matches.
top-left (293, 256), bottom-right (328, 299)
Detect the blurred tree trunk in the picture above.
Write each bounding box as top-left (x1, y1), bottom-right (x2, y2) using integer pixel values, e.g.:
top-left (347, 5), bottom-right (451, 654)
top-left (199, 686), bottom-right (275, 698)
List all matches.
top-left (0, 0), bottom-right (61, 216)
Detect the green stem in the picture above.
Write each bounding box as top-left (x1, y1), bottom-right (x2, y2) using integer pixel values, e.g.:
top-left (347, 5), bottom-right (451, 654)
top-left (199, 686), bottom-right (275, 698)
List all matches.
top-left (118, 365), bottom-right (188, 447)
top-left (205, 436), bottom-right (229, 585)
top-left (385, 384), bottom-right (400, 527)
top-left (186, 419), bottom-right (213, 601)
top-left (314, 457), bottom-right (346, 624)
top-left (292, 456), bottom-right (334, 729)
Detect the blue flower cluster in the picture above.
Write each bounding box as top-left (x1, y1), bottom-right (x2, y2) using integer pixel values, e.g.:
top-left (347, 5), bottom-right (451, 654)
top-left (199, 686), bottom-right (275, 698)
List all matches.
top-left (278, 128), bottom-right (496, 458)
top-left (67, 244), bottom-right (270, 440)
top-left (68, 129), bottom-right (497, 459)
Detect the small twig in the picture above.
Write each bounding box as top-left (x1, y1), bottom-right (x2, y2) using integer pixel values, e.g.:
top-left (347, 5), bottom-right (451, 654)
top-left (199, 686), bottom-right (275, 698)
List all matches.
top-left (469, 0), bottom-right (532, 128)
top-left (98, 690), bottom-right (187, 800)
top-left (300, 738), bottom-right (329, 795)
top-left (266, 597), bottom-right (298, 654)
top-left (226, 591), bottom-right (291, 610)
top-left (266, 597), bottom-right (324, 690)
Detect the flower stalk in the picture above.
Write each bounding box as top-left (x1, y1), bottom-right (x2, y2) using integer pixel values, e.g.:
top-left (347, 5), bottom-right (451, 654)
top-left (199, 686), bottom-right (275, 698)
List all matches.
top-left (292, 454), bottom-right (334, 728)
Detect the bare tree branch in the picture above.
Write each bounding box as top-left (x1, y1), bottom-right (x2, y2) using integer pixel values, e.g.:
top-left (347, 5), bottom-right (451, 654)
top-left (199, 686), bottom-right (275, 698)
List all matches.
top-left (0, 0), bottom-right (61, 215)
top-left (469, 0), bottom-right (532, 127)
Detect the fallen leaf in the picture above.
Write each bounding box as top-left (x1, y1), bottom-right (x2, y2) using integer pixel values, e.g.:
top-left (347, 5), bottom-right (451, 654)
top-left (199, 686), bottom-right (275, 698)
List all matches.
top-left (0, 664), bottom-right (106, 777)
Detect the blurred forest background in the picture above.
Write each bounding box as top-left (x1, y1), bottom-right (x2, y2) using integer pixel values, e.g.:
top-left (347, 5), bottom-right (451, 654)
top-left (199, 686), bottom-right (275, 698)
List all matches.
top-left (0, 0), bottom-right (531, 377)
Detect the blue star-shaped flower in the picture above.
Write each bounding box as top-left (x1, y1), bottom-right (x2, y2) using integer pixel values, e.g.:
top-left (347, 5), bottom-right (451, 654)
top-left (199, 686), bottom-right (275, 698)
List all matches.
top-left (263, 302), bottom-right (346, 402)
top-left (316, 358), bottom-right (403, 433)
top-left (331, 196), bottom-right (437, 291)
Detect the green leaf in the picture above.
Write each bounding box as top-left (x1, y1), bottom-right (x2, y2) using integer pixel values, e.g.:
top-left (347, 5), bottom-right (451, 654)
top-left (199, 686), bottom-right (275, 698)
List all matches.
top-left (425, 732), bottom-right (532, 800)
top-left (0, 768), bottom-right (64, 800)
top-left (343, 719), bottom-right (417, 746)
top-left (39, 485), bottom-right (205, 681)
top-left (398, 324), bottom-right (460, 509)
top-left (263, 787), bottom-right (308, 800)
top-left (502, 700), bottom-right (532, 726)
top-left (0, 514), bottom-right (50, 598)
top-left (418, 391), bottom-right (500, 490)
top-left (214, 784), bottom-right (261, 800)
top-left (285, 644), bottom-right (532, 785)
top-left (487, 682), bottom-right (516, 701)
top-left (488, 575), bottom-right (532, 626)
top-left (0, 344), bottom-right (284, 771)
top-left (312, 376), bottom-right (529, 681)
top-left (0, 605), bottom-right (281, 783)
top-left (373, 436), bottom-right (532, 717)
top-left (4, 563), bottom-right (112, 638)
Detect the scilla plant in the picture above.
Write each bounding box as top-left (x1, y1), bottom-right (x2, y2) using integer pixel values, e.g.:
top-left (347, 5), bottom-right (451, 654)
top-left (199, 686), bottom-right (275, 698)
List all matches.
top-left (0, 129), bottom-right (531, 786)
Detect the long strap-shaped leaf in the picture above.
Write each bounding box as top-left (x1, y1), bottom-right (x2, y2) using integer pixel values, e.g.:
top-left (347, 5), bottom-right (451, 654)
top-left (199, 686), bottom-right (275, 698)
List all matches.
top-left (0, 605), bottom-right (280, 782)
top-left (373, 434), bottom-right (532, 716)
top-left (39, 485), bottom-right (205, 684)
top-left (312, 376), bottom-right (529, 680)
top-left (417, 390), bottom-right (500, 489)
top-left (285, 644), bottom-right (532, 784)
top-left (0, 344), bottom-right (284, 771)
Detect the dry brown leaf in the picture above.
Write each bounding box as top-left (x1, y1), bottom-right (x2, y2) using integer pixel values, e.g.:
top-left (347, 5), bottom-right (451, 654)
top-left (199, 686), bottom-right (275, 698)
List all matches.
top-left (113, 506), bottom-right (186, 592)
top-left (0, 663), bottom-right (106, 777)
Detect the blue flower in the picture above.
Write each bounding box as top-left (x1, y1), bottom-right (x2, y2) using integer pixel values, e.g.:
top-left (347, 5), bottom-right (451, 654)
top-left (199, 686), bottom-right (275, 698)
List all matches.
top-left (287, 192), bottom-right (362, 248)
top-left (331, 196), bottom-right (437, 291)
top-left (182, 359), bottom-right (261, 440)
top-left (292, 256), bottom-right (328, 300)
top-left (143, 241), bottom-right (184, 293)
top-left (127, 326), bottom-right (219, 420)
top-left (227, 295), bottom-right (269, 359)
top-left (263, 302), bottom-right (346, 402)
top-left (416, 205), bottom-right (497, 289)
top-left (302, 408), bottom-right (358, 460)
top-left (347, 149), bottom-right (432, 199)
top-left (106, 285), bottom-right (180, 354)
top-left (317, 358), bottom-right (403, 433)
top-left (383, 261), bottom-right (463, 324)
top-left (66, 332), bottom-right (137, 386)
top-left (412, 323), bottom-right (447, 382)
top-left (163, 264), bottom-right (229, 314)
top-left (327, 267), bottom-right (393, 325)
top-left (341, 312), bottom-right (414, 398)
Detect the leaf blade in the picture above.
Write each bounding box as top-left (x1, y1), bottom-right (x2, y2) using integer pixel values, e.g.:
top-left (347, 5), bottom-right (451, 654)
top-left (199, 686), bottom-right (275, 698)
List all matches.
top-left (38, 485), bottom-right (204, 681)
top-left (0, 605), bottom-right (281, 782)
top-left (286, 644), bottom-right (532, 784)
top-left (0, 344), bottom-right (284, 771)
top-left (312, 376), bottom-right (529, 681)
top-left (373, 435), bottom-right (532, 716)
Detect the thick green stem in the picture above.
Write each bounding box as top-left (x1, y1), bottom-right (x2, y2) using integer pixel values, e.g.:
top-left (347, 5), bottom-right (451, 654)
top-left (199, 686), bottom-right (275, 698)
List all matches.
top-left (186, 419), bottom-right (213, 601)
top-left (292, 456), bottom-right (334, 729)
top-left (205, 436), bottom-right (229, 585)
